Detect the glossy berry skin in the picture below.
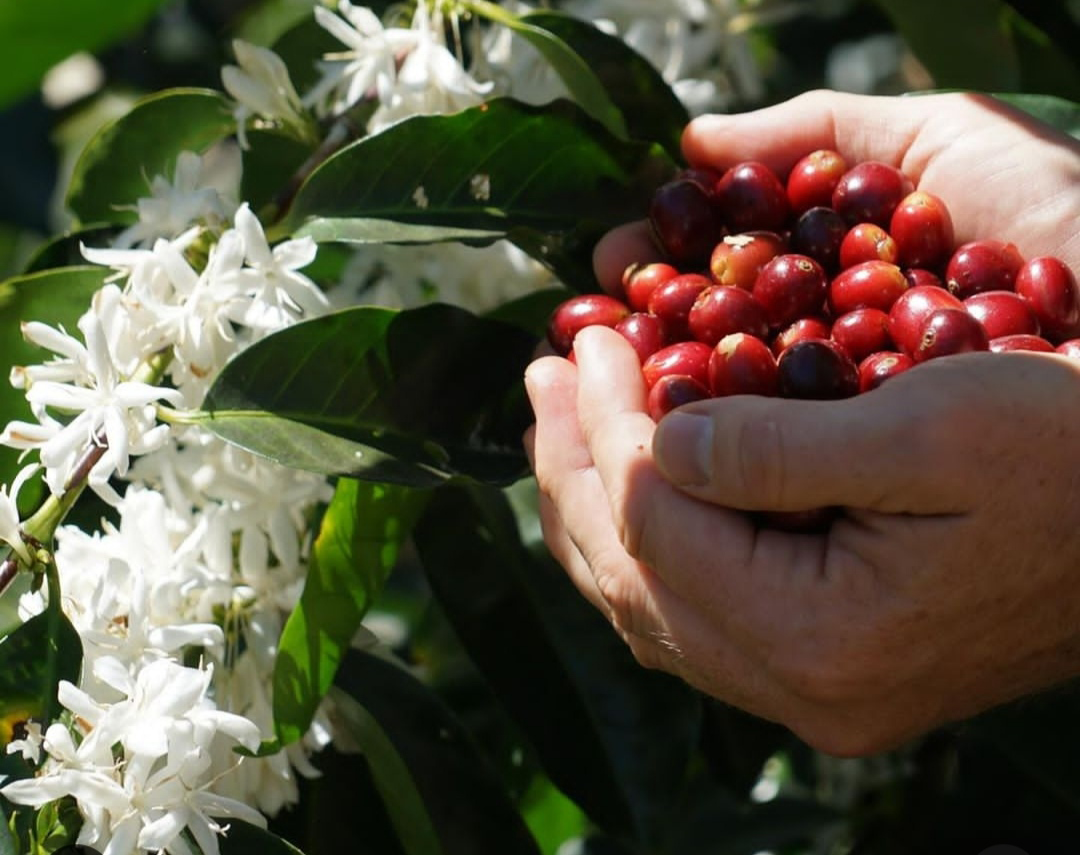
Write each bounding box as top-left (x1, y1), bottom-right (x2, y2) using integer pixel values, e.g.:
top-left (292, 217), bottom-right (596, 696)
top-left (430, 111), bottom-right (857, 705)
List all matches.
top-left (890, 191), bottom-right (954, 268)
top-left (647, 374), bottom-right (711, 421)
top-left (771, 317), bottom-right (832, 356)
top-left (831, 161), bottom-right (914, 227)
top-left (789, 206), bottom-right (846, 271)
top-left (752, 254), bottom-right (828, 329)
top-left (615, 312), bottom-right (669, 363)
top-left (688, 285), bottom-right (770, 346)
top-left (709, 231), bottom-right (787, 290)
top-left (1014, 256), bottom-right (1080, 342)
top-left (945, 240), bottom-right (1024, 299)
top-left (547, 294), bottom-right (630, 355)
top-left (838, 222), bottom-right (898, 269)
top-left (962, 291), bottom-right (1040, 339)
top-left (713, 161), bottom-right (790, 233)
top-left (642, 341), bottom-right (713, 390)
top-left (777, 339), bottom-right (859, 399)
top-left (647, 273), bottom-right (711, 340)
top-left (888, 285), bottom-right (965, 356)
top-left (903, 268), bottom-right (944, 289)
top-left (622, 261), bottom-right (679, 313)
top-left (858, 351), bottom-right (914, 392)
top-left (1055, 339), bottom-right (1080, 359)
top-left (709, 333), bottom-right (779, 397)
top-left (675, 166), bottom-right (722, 196)
top-left (786, 149), bottom-right (847, 214)
top-left (989, 334), bottom-right (1055, 353)
top-left (649, 179), bottom-right (724, 266)
top-left (829, 260), bottom-right (909, 315)
top-left (830, 308), bottom-right (893, 364)
top-left (913, 308), bottom-right (989, 362)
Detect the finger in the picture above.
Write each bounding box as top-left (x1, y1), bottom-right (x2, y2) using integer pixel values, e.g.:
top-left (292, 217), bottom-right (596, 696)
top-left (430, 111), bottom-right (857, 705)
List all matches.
top-left (592, 220), bottom-right (662, 294)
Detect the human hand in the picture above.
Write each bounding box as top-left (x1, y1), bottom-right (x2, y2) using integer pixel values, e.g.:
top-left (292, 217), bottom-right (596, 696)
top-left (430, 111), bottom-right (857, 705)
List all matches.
top-left (525, 91), bottom-right (1080, 756)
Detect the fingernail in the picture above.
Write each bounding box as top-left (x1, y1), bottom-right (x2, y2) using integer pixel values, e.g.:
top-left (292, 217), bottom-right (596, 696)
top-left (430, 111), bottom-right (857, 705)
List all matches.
top-left (653, 411), bottom-right (712, 486)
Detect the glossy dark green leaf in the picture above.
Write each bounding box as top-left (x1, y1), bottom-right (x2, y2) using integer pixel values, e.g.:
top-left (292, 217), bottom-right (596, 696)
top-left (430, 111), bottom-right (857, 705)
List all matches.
top-left (66, 89), bottom-right (236, 226)
top-left (0, 801), bottom-right (14, 855)
top-left (518, 11), bottom-right (689, 158)
top-left (274, 479), bottom-right (428, 744)
top-left (333, 650), bottom-right (542, 855)
top-left (218, 819), bottom-right (306, 855)
top-left (199, 304), bottom-right (535, 485)
top-left (413, 483), bottom-right (701, 847)
top-left (484, 287), bottom-right (571, 339)
top-left (1006, 4), bottom-right (1080, 100)
top-left (994, 92), bottom-right (1080, 139)
top-left (22, 227), bottom-right (119, 274)
top-left (239, 130), bottom-right (316, 219)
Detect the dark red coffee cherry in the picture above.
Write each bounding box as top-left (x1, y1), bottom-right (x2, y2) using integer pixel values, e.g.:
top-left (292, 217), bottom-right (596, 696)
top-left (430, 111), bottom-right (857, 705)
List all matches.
top-left (622, 261), bottom-right (679, 313)
top-left (1014, 256), bottom-right (1080, 342)
top-left (647, 273), bottom-right (711, 340)
top-left (649, 178), bottom-right (724, 266)
top-left (777, 339), bottom-right (859, 399)
top-left (786, 149), bottom-right (847, 215)
top-left (547, 294), bottom-right (630, 355)
top-left (615, 312), bottom-right (669, 363)
top-left (713, 161), bottom-right (790, 233)
top-left (647, 374), bottom-right (711, 421)
top-left (888, 285), bottom-right (965, 357)
top-left (838, 222), bottom-right (898, 269)
top-left (789, 206), bottom-right (846, 271)
top-left (913, 308), bottom-right (989, 362)
top-left (709, 231), bottom-right (787, 290)
top-left (962, 291), bottom-right (1040, 339)
top-left (831, 161), bottom-right (914, 227)
top-left (829, 260), bottom-right (908, 315)
top-left (687, 285), bottom-right (770, 346)
top-left (858, 351), bottom-right (914, 392)
top-left (945, 239), bottom-right (1024, 299)
top-left (771, 316), bottom-right (832, 356)
top-left (708, 333), bottom-right (779, 397)
top-left (752, 254), bottom-right (828, 329)
top-left (902, 268), bottom-right (944, 289)
top-left (830, 308), bottom-right (893, 364)
top-left (989, 334), bottom-right (1055, 353)
top-left (890, 191), bottom-right (954, 269)
top-left (675, 166), bottom-right (722, 196)
top-left (642, 341), bottom-right (713, 390)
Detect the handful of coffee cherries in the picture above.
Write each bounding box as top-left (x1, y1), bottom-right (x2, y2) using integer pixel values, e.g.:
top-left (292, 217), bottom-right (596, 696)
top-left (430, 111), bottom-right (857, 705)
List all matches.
top-left (546, 152), bottom-right (1080, 421)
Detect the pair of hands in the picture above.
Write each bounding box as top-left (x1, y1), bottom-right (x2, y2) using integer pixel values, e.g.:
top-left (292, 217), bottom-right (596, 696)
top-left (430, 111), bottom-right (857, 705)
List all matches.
top-left (525, 90), bottom-right (1080, 756)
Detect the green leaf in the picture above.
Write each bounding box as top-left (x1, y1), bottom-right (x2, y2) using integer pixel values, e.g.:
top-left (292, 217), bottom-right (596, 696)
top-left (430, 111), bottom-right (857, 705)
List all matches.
top-left (273, 479), bottom-right (428, 744)
top-left (218, 820), bottom-right (307, 855)
top-left (518, 11), bottom-right (689, 158)
top-left (66, 89), bottom-right (236, 226)
top-left (0, 0), bottom-right (168, 109)
top-left (0, 804), bottom-right (15, 855)
top-left (994, 93), bottom-right (1080, 139)
top-left (199, 304), bottom-right (536, 486)
top-left (413, 483), bottom-right (701, 847)
top-left (333, 650), bottom-right (542, 855)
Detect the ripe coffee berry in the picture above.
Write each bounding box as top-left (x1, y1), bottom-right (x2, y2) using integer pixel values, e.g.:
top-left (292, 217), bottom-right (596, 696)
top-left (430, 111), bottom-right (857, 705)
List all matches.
top-left (642, 341), bottom-right (713, 390)
top-left (786, 149), bottom-right (847, 214)
top-left (858, 351), bottom-right (913, 392)
top-left (945, 240), bottom-right (1024, 298)
top-left (777, 339), bottom-right (859, 400)
top-left (687, 285), bottom-right (770, 346)
top-left (1014, 256), bottom-right (1080, 341)
top-left (832, 161), bottom-right (913, 227)
top-left (913, 308), bottom-right (989, 362)
top-left (547, 294), bottom-right (629, 355)
top-left (752, 254), bottom-right (828, 329)
top-left (714, 161), bottom-right (790, 233)
top-left (648, 273), bottom-right (711, 340)
top-left (838, 223), bottom-right (898, 269)
top-left (649, 179), bottom-right (723, 266)
top-left (790, 206), bottom-right (846, 271)
top-left (709, 333), bottom-right (779, 397)
top-left (647, 374), bottom-right (710, 420)
top-left (623, 262), bottom-right (678, 312)
top-left (710, 231), bottom-right (786, 289)
top-left (890, 191), bottom-right (954, 268)
top-left (615, 312), bottom-right (669, 363)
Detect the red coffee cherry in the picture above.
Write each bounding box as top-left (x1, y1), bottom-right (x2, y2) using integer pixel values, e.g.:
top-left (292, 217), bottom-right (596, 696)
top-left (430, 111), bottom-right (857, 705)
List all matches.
top-left (786, 149), bottom-right (847, 214)
top-left (687, 285), bottom-right (770, 346)
top-left (838, 222), bottom-right (898, 269)
top-left (642, 341), bottom-right (713, 390)
top-left (890, 191), bottom-right (955, 269)
top-left (858, 351), bottom-right (914, 392)
top-left (829, 260), bottom-right (909, 315)
top-left (913, 308), bottom-right (989, 362)
top-left (1055, 339), bottom-right (1080, 358)
top-left (962, 291), bottom-right (1040, 339)
top-left (830, 308), bottom-right (893, 364)
top-left (1014, 256), bottom-right (1080, 342)
top-left (649, 178), bottom-right (724, 266)
top-left (989, 334), bottom-right (1055, 353)
top-left (615, 312), bottom-right (669, 363)
top-left (831, 161), bottom-right (914, 227)
top-left (713, 161), bottom-right (790, 233)
top-left (777, 339), bottom-right (859, 399)
top-left (752, 254), bottom-right (828, 329)
top-left (902, 268), bottom-right (944, 289)
top-left (547, 294), bottom-right (630, 355)
top-left (708, 333), bottom-right (779, 397)
top-left (675, 166), bottom-right (722, 196)
top-left (888, 285), bottom-right (965, 357)
top-left (648, 273), bottom-right (711, 340)
top-left (945, 239), bottom-right (1024, 299)
top-left (709, 231), bottom-right (787, 290)
top-left (771, 316), bottom-right (832, 356)
top-left (647, 374), bottom-right (711, 421)
top-left (623, 262), bottom-right (679, 313)
top-left (789, 206), bottom-right (846, 271)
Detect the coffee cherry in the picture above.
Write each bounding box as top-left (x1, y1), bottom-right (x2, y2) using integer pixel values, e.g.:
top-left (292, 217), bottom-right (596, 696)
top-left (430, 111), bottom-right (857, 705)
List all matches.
top-left (623, 261), bottom-right (679, 313)
top-left (772, 316), bottom-right (832, 356)
top-left (642, 341), bottom-right (713, 390)
top-left (945, 239), bottom-right (1024, 298)
top-left (830, 308), bottom-right (893, 364)
top-left (752, 254), bottom-right (828, 329)
top-left (789, 206), bottom-right (846, 271)
top-left (913, 308), bottom-right (989, 362)
top-left (962, 290), bottom-right (1040, 339)
top-left (1014, 256), bottom-right (1080, 342)
top-left (649, 179), bottom-right (724, 266)
top-left (858, 351), bottom-right (914, 392)
top-left (648, 273), bottom-right (711, 340)
top-left (675, 166), bottom-right (722, 196)
top-left (615, 312), bottom-right (669, 363)
top-left (777, 339), bottom-right (859, 399)
top-left (647, 374), bottom-right (710, 421)
top-left (714, 161), bottom-right (790, 233)
top-left (687, 285), bottom-right (770, 346)
top-left (838, 222), bottom-right (898, 269)
top-left (890, 191), bottom-right (954, 269)
top-left (829, 260), bottom-right (908, 315)
top-left (888, 285), bottom-right (965, 356)
top-left (786, 149), bottom-right (847, 214)
top-left (709, 231), bottom-right (787, 289)
top-left (547, 294), bottom-right (630, 355)
top-left (1055, 339), bottom-right (1080, 358)
top-left (708, 333), bottom-right (779, 397)
top-left (989, 334), bottom-right (1055, 353)
top-left (902, 268), bottom-right (944, 289)
top-left (831, 161), bottom-right (914, 227)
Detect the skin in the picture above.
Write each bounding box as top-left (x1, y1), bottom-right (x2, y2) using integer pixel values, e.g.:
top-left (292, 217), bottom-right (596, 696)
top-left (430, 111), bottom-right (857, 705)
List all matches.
top-left (524, 90), bottom-right (1080, 757)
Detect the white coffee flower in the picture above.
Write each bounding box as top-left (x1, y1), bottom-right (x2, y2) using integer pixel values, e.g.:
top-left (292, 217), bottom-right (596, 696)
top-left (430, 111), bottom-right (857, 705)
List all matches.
top-left (222, 40), bottom-right (311, 148)
top-left (5, 720), bottom-right (44, 765)
top-left (0, 464), bottom-right (39, 566)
